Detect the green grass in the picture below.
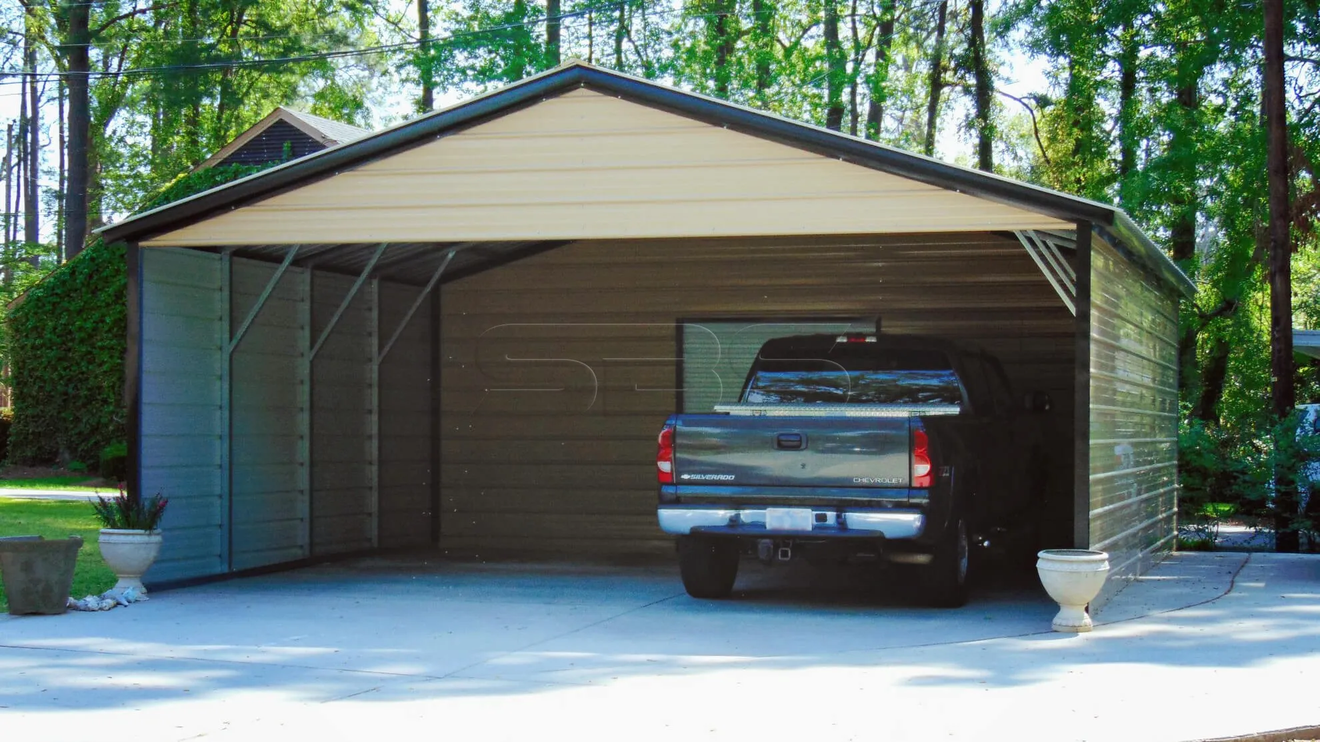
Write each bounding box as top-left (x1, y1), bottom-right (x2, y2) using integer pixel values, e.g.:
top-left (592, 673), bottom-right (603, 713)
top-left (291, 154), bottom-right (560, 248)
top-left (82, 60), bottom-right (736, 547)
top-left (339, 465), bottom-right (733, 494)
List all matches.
top-left (1201, 502), bottom-right (1237, 518)
top-left (0, 499), bottom-right (116, 613)
top-left (0, 475), bottom-right (113, 492)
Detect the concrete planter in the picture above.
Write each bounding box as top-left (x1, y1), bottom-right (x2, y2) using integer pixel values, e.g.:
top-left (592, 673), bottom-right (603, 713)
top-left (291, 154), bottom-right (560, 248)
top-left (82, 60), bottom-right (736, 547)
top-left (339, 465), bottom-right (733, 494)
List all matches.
top-left (1036, 549), bottom-right (1110, 633)
top-left (0, 535), bottom-right (84, 615)
top-left (99, 530), bottom-right (163, 594)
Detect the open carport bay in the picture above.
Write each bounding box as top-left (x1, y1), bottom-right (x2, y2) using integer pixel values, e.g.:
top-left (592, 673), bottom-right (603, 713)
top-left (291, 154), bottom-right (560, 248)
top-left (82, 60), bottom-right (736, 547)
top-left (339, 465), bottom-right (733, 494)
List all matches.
top-left (2, 552), bottom-right (1318, 742)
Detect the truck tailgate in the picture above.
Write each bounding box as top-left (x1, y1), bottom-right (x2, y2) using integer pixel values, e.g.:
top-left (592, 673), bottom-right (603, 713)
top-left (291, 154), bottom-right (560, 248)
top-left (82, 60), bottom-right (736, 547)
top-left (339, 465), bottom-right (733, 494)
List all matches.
top-left (674, 416), bottom-right (911, 488)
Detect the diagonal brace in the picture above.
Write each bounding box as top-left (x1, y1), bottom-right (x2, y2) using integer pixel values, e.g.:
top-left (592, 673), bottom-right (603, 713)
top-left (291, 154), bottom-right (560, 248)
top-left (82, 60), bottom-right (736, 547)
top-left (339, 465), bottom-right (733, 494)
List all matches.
top-left (309, 243), bottom-right (387, 362)
top-left (378, 249), bottom-right (456, 365)
top-left (228, 245), bottom-right (301, 355)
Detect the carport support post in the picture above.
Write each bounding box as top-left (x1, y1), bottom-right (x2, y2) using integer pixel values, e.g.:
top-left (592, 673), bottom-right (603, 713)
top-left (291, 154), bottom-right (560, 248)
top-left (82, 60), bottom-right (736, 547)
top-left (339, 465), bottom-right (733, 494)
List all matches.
top-left (1073, 222), bottom-right (1093, 549)
top-left (370, 278), bottom-right (380, 548)
top-left (298, 268), bottom-right (312, 557)
top-left (125, 243), bottom-right (143, 508)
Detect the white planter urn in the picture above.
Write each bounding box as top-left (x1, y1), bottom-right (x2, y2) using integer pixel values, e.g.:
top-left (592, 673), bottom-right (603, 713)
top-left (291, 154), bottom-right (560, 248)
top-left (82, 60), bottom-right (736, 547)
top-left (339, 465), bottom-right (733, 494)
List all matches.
top-left (1036, 549), bottom-right (1110, 633)
top-left (98, 529), bottom-right (163, 594)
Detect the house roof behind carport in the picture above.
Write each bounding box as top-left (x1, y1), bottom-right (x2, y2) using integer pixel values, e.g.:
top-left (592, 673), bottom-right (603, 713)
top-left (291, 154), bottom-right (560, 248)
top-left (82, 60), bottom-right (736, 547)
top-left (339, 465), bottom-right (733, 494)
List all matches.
top-left (100, 61), bottom-right (1192, 297)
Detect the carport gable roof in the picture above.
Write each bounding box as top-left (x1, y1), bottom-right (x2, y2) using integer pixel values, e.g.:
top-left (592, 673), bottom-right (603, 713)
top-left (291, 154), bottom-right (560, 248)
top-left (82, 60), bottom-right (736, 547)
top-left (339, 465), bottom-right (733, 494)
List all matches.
top-left (100, 61), bottom-right (1193, 297)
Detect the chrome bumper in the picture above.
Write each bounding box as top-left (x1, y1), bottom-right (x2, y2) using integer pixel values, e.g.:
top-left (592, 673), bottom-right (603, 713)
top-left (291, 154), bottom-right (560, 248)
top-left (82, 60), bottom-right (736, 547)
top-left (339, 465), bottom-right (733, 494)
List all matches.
top-left (658, 506), bottom-right (924, 540)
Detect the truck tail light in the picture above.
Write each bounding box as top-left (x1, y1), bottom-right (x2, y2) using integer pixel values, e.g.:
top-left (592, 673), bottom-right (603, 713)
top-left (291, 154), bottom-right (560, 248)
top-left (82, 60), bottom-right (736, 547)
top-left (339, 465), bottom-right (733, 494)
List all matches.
top-left (657, 424), bottom-right (675, 484)
top-left (912, 427), bottom-right (933, 488)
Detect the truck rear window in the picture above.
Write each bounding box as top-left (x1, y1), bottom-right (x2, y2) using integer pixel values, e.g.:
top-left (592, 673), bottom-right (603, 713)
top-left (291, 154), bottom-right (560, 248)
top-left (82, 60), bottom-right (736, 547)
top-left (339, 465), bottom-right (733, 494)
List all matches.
top-left (743, 347), bottom-right (964, 405)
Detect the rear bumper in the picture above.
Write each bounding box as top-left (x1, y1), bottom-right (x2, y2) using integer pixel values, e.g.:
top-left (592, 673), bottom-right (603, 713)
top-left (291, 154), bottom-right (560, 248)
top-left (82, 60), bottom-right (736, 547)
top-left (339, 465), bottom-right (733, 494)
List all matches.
top-left (658, 505), bottom-right (925, 540)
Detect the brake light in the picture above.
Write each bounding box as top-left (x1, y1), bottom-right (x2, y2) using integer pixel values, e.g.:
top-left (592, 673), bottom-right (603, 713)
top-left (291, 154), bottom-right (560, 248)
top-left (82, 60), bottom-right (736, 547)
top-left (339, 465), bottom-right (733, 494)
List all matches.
top-left (912, 427), bottom-right (933, 488)
top-left (657, 425), bottom-right (675, 484)
top-left (836, 333), bottom-right (877, 343)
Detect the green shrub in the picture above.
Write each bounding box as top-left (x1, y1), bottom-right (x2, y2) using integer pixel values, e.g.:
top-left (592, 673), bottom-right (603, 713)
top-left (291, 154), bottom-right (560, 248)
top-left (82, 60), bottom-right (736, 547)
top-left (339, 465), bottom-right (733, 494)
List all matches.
top-left (68, 460), bottom-right (88, 473)
top-left (5, 239), bottom-right (126, 465)
top-left (99, 441), bottom-right (128, 483)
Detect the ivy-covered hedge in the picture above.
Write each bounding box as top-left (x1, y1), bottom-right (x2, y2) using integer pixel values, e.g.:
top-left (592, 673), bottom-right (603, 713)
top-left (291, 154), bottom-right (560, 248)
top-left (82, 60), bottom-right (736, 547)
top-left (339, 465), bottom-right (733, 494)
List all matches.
top-left (6, 240), bottom-right (127, 465)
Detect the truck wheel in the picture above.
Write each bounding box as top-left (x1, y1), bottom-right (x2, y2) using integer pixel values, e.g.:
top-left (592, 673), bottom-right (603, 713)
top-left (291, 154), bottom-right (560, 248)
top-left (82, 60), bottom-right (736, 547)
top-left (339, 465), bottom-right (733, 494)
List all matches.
top-left (677, 536), bottom-right (739, 599)
top-left (923, 516), bottom-right (970, 608)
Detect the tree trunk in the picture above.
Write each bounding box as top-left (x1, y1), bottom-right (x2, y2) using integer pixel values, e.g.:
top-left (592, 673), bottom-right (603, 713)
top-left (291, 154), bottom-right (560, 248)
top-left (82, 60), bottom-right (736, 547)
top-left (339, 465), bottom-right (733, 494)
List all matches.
top-left (545, 0), bottom-right (561, 67)
top-left (866, 0), bottom-right (895, 141)
top-left (923, 0), bottom-right (949, 156)
top-left (847, 0), bottom-right (861, 136)
top-left (823, 0), bottom-right (845, 131)
top-left (3, 122), bottom-right (13, 255)
top-left (969, 0), bottom-right (992, 171)
top-left (960, 0), bottom-right (992, 168)
top-left (1169, 74), bottom-right (1200, 402)
top-left (57, 78), bottom-right (65, 262)
top-left (419, 0), bottom-right (434, 111)
top-left (25, 12), bottom-right (40, 253)
top-left (1264, 0), bottom-right (1298, 552)
top-left (1117, 21), bottom-right (1139, 199)
top-left (711, 0), bottom-right (736, 99)
top-left (1193, 334), bottom-right (1231, 423)
top-left (751, 0), bottom-right (773, 104)
top-left (63, 0), bottom-right (91, 259)
top-left (615, 0), bottom-right (625, 68)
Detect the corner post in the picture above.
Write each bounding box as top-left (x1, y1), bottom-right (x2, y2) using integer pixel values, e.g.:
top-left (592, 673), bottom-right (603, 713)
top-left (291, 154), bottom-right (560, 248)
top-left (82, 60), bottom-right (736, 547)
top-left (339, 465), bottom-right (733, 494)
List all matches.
top-left (430, 281), bottom-right (442, 546)
top-left (125, 243), bottom-right (143, 507)
top-left (1073, 222), bottom-right (1094, 549)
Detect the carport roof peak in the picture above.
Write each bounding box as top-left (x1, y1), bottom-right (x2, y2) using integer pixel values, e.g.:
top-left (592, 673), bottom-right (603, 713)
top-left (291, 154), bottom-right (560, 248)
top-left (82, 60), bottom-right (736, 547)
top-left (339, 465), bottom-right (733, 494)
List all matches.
top-left (99, 61), bottom-right (1192, 297)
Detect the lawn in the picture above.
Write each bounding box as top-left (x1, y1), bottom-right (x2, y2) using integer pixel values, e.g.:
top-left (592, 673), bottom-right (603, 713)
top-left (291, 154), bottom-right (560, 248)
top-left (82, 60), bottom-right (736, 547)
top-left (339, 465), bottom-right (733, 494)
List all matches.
top-left (0, 475), bottom-right (115, 492)
top-left (0, 499), bottom-right (116, 613)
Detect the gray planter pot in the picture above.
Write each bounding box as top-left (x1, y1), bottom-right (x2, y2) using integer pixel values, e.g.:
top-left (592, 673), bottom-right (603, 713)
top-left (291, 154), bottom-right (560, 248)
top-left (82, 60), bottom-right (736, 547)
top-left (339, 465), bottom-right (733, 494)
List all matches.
top-left (0, 535), bottom-right (85, 615)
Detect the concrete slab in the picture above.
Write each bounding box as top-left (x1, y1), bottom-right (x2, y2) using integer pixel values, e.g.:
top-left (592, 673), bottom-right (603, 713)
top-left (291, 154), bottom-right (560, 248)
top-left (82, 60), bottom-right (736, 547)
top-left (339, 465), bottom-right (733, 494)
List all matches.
top-left (1, 552), bottom-right (1317, 742)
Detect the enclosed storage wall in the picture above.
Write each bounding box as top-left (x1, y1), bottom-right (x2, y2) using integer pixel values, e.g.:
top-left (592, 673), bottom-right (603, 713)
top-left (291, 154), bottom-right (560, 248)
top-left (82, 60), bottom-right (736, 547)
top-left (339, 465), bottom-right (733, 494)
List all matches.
top-left (139, 247), bottom-right (433, 584)
top-left (1088, 234), bottom-right (1179, 600)
top-left (439, 233), bottom-right (1078, 557)
top-left (141, 248), bottom-right (225, 582)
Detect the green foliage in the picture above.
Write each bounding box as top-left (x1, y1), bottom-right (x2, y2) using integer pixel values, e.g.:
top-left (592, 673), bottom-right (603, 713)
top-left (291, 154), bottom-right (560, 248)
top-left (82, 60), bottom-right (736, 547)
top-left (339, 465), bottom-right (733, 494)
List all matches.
top-left (91, 491), bottom-right (169, 532)
top-left (5, 240), bottom-right (127, 466)
top-left (68, 461), bottom-right (88, 473)
top-left (99, 442), bottom-right (129, 483)
top-left (140, 163), bottom-right (269, 213)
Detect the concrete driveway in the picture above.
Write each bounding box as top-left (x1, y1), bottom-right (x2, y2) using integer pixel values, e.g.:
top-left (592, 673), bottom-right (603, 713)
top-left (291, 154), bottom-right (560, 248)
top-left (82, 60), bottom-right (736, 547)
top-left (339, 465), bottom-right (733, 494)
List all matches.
top-left (1, 552), bottom-right (1317, 742)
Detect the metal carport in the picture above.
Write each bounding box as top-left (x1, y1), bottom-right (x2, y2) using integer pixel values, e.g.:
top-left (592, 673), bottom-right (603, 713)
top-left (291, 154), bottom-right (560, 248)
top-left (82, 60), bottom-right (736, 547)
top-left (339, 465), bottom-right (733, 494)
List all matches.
top-left (101, 61), bottom-right (1192, 605)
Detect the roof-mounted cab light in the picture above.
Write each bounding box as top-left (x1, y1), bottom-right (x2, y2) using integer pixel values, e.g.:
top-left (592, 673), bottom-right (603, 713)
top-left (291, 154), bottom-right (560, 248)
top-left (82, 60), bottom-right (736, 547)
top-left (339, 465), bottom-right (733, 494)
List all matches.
top-left (837, 334), bottom-right (877, 343)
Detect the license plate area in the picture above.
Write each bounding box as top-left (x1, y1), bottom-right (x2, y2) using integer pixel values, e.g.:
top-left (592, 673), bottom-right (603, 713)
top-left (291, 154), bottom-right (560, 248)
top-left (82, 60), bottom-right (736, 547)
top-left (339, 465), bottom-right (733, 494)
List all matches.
top-left (765, 508), bottom-right (814, 531)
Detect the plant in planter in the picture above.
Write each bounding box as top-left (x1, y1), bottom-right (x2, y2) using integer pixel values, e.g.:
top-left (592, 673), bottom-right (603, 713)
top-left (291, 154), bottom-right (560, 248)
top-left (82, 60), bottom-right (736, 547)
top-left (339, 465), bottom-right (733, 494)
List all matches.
top-left (92, 490), bottom-right (168, 594)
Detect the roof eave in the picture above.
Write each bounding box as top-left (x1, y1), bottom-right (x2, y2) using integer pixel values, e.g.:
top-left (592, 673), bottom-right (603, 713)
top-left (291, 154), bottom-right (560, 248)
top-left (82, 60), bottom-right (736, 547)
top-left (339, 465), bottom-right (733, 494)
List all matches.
top-left (101, 63), bottom-right (1188, 299)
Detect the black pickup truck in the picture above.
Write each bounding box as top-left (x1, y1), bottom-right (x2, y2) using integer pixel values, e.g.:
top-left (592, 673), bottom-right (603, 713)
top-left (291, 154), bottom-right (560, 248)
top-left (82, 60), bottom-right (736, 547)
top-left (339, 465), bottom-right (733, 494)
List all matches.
top-left (657, 333), bottom-right (1052, 607)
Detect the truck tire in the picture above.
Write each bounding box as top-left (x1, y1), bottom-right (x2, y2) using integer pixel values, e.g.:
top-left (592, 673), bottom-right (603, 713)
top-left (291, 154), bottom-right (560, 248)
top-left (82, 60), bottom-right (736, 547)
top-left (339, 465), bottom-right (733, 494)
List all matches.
top-left (677, 536), bottom-right (739, 599)
top-left (922, 515), bottom-right (970, 608)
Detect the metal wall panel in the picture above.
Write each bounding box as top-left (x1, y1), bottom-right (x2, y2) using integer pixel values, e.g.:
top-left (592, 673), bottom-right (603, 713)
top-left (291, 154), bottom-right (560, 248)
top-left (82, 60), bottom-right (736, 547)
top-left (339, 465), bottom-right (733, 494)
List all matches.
top-left (141, 248), bottom-right (224, 582)
top-left (439, 233), bottom-right (1078, 557)
top-left (310, 271), bottom-right (373, 554)
top-left (378, 283), bottom-right (433, 547)
top-left (229, 258), bottom-right (308, 570)
top-left (1088, 235), bottom-right (1180, 603)
top-left (142, 89), bottom-right (1068, 247)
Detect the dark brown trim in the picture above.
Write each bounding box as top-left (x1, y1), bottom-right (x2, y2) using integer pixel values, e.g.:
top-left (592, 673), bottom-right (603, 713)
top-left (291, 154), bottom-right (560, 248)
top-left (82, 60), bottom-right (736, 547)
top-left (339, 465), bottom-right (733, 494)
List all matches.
top-left (430, 284), bottom-right (443, 545)
top-left (439, 240), bottom-right (574, 285)
top-left (125, 242), bottom-right (143, 505)
top-left (1073, 222), bottom-right (1093, 549)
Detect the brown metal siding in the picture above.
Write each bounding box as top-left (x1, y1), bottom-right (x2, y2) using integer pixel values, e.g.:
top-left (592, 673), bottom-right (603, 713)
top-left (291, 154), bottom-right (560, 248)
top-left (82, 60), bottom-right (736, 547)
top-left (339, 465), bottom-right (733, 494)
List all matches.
top-left (439, 233), bottom-right (1077, 557)
top-left (1088, 235), bottom-right (1179, 601)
